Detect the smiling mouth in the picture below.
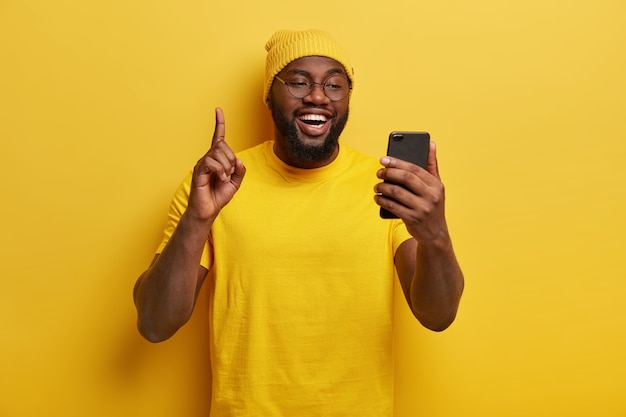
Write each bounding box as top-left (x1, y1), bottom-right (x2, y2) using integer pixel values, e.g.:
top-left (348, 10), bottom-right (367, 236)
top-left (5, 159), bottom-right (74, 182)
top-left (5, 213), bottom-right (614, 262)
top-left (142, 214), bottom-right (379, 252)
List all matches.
top-left (299, 114), bottom-right (328, 126)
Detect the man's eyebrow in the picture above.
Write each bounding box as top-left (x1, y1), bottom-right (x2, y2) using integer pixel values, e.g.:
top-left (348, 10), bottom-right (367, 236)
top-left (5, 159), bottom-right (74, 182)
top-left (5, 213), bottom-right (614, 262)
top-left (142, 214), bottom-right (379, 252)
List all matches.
top-left (285, 68), bottom-right (345, 77)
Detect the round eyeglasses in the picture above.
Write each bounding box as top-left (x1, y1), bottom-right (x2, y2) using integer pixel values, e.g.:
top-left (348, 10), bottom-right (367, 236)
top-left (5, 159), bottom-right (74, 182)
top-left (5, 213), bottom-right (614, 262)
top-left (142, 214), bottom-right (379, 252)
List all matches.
top-left (274, 74), bottom-right (352, 101)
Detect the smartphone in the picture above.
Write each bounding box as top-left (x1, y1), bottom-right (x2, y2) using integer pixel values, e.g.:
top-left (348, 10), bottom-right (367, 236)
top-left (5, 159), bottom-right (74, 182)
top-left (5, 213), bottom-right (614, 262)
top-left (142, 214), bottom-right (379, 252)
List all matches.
top-left (379, 131), bottom-right (430, 219)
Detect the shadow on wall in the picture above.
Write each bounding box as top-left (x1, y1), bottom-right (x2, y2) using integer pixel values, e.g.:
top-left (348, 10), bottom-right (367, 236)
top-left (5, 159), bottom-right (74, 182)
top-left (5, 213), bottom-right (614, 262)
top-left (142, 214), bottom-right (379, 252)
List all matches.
top-left (109, 283), bottom-right (213, 416)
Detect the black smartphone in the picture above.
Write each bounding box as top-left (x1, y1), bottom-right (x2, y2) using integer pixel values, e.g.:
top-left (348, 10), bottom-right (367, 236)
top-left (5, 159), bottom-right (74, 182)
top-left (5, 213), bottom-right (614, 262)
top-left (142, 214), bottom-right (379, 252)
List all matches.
top-left (379, 131), bottom-right (430, 219)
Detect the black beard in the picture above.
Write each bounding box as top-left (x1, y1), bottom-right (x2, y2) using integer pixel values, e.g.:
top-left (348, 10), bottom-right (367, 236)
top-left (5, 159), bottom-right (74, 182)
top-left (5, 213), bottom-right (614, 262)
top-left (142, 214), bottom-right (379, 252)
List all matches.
top-left (270, 101), bottom-right (349, 166)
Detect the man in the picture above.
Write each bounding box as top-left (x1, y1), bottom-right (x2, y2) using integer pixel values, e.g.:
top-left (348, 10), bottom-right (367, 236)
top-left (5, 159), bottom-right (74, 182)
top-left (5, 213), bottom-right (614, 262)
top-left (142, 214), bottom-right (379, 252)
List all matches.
top-left (134, 29), bottom-right (464, 416)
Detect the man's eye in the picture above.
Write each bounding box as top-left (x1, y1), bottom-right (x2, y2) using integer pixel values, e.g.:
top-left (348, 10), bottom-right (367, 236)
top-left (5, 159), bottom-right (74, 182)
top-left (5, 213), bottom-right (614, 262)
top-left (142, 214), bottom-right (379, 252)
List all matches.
top-left (289, 80), bottom-right (310, 89)
top-left (325, 78), bottom-right (346, 91)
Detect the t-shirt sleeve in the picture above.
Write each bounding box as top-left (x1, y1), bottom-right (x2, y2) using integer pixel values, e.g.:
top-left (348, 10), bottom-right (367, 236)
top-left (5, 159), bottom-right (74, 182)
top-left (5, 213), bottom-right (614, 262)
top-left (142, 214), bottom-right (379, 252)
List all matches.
top-left (391, 218), bottom-right (413, 254)
top-left (155, 172), bottom-right (213, 270)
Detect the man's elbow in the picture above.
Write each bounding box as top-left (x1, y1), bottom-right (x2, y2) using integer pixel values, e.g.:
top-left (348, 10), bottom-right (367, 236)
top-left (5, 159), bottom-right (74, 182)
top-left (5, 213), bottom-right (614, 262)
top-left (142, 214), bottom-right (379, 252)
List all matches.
top-left (136, 314), bottom-right (183, 343)
top-left (414, 308), bottom-right (459, 332)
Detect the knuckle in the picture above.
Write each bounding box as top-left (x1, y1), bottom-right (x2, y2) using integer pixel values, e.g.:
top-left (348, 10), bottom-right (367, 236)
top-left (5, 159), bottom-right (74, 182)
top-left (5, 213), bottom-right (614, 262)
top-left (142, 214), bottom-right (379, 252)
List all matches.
top-left (387, 184), bottom-right (402, 198)
top-left (408, 164), bottom-right (421, 174)
top-left (401, 171), bottom-right (414, 183)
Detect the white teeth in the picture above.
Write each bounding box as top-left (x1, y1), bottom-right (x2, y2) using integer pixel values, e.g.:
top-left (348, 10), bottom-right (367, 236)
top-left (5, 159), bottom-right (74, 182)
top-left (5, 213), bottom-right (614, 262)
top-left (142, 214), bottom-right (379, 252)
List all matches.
top-left (299, 114), bottom-right (327, 122)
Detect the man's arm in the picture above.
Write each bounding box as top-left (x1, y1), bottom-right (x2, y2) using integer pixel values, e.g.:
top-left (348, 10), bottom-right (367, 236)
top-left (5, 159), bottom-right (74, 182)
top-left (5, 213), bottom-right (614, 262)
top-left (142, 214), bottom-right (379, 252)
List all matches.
top-left (375, 141), bottom-right (464, 331)
top-left (133, 216), bottom-right (211, 342)
top-left (394, 237), bottom-right (464, 331)
top-left (133, 108), bottom-right (245, 342)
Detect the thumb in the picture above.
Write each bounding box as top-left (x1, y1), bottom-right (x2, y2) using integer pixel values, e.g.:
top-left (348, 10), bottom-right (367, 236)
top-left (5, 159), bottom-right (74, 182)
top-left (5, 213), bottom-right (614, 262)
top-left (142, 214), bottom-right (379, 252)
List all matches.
top-left (230, 158), bottom-right (246, 189)
top-left (426, 141), bottom-right (440, 179)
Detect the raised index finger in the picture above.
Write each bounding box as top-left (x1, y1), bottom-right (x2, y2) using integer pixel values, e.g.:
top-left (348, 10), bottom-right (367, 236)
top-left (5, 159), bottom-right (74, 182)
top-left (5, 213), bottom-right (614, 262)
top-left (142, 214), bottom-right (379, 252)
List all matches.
top-left (211, 107), bottom-right (226, 146)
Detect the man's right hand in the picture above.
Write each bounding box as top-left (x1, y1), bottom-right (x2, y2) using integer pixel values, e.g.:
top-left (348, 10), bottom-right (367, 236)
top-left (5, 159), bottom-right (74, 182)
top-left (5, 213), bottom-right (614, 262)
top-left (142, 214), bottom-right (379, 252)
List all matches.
top-left (188, 107), bottom-right (246, 222)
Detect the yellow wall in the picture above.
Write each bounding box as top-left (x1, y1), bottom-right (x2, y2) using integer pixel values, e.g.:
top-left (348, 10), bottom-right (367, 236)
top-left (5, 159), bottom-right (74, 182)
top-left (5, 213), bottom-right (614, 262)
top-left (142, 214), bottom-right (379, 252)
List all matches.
top-left (1, 0), bottom-right (625, 416)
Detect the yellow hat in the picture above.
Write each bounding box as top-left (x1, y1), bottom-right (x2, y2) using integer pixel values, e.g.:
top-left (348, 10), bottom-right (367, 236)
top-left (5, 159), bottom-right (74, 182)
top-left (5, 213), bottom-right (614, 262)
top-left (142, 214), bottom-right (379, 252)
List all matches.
top-left (263, 29), bottom-right (354, 103)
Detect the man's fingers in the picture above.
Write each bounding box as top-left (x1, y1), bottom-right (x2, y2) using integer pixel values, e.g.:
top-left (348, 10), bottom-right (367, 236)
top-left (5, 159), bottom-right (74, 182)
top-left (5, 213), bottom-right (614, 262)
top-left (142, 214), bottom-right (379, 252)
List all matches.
top-left (379, 141), bottom-right (441, 187)
top-left (229, 158), bottom-right (247, 188)
top-left (211, 107), bottom-right (226, 146)
top-left (197, 145), bottom-right (236, 181)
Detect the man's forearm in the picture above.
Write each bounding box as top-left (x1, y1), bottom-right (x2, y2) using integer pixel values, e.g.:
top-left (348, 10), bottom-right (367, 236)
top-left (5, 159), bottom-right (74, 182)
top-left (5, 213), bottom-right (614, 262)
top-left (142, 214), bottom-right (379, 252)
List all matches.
top-left (133, 212), bottom-right (211, 342)
top-left (410, 237), bottom-right (464, 331)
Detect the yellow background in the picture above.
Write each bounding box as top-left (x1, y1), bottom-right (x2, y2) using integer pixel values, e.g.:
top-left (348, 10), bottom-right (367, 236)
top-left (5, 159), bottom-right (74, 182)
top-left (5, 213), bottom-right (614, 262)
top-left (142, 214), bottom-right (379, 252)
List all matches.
top-left (1, 0), bottom-right (625, 416)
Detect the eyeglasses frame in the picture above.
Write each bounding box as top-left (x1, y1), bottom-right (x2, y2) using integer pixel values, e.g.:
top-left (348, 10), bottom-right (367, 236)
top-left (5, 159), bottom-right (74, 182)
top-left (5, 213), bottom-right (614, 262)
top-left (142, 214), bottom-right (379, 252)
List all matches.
top-left (274, 74), bottom-right (352, 102)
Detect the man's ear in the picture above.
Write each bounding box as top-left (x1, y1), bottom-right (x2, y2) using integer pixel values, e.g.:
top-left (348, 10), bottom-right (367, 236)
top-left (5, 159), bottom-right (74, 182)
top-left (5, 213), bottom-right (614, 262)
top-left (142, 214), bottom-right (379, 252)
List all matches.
top-left (266, 94), bottom-right (273, 111)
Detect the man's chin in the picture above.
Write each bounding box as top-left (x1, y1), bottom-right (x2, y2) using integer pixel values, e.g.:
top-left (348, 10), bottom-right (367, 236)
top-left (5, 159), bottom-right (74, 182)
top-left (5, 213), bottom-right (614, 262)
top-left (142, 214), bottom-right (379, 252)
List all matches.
top-left (287, 133), bottom-right (337, 164)
top-left (296, 132), bottom-right (329, 147)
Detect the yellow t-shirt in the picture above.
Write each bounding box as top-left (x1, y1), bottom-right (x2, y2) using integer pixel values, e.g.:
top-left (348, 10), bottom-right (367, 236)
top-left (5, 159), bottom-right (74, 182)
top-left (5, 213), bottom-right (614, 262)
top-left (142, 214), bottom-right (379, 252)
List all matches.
top-left (158, 141), bottom-right (411, 416)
